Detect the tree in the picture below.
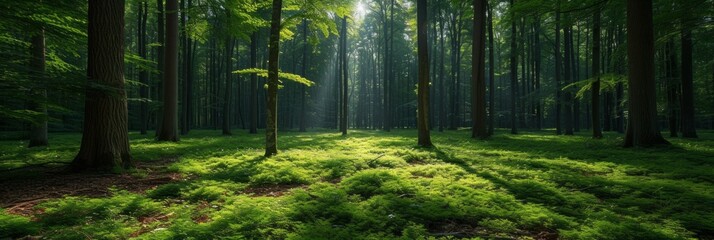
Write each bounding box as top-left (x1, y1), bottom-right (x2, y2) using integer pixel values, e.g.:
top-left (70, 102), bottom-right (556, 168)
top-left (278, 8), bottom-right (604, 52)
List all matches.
top-left (138, 1), bottom-right (149, 135)
top-left (155, 0), bottom-right (165, 135)
top-left (487, 2), bottom-right (495, 135)
top-left (157, 0), bottom-right (179, 142)
top-left (71, 0), bottom-right (132, 171)
top-left (265, 0), bottom-right (282, 156)
top-left (223, 38), bottom-right (234, 135)
top-left (340, 16), bottom-right (348, 136)
top-left (417, 0), bottom-right (432, 147)
top-left (249, 32), bottom-right (258, 134)
top-left (554, 1), bottom-right (562, 135)
top-left (623, 0), bottom-right (668, 147)
top-left (28, 28), bottom-right (48, 147)
top-left (680, 27), bottom-right (698, 138)
top-left (591, 6), bottom-right (602, 139)
top-left (509, 0), bottom-right (518, 134)
top-left (471, 0), bottom-right (487, 138)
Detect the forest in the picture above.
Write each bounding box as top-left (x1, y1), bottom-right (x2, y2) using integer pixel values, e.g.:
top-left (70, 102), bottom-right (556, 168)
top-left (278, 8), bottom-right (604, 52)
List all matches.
top-left (1, 0), bottom-right (713, 239)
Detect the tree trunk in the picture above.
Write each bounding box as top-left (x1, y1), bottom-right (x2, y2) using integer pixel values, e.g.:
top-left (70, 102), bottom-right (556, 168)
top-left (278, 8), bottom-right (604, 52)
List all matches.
top-left (28, 28), bottom-right (48, 147)
top-left (554, 2), bottom-right (562, 135)
top-left (624, 0), bottom-right (669, 147)
top-left (222, 38), bottom-right (234, 135)
top-left (439, 13), bottom-right (446, 132)
top-left (509, 0), bottom-right (518, 134)
top-left (591, 7), bottom-right (602, 138)
top-left (155, 0), bottom-right (165, 136)
top-left (563, 26), bottom-right (574, 135)
top-left (340, 17), bottom-right (348, 136)
top-left (680, 28), bottom-right (698, 138)
top-left (488, 3), bottom-right (495, 135)
top-left (265, 0), bottom-right (282, 156)
top-left (249, 32), bottom-right (258, 134)
top-left (299, 20), bottom-right (308, 132)
top-left (471, 0), bottom-right (487, 138)
top-left (138, 1), bottom-right (148, 135)
top-left (157, 0), bottom-right (179, 142)
top-left (72, 0), bottom-right (132, 171)
top-left (417, 0), bottom-right (432, 147)
top-left (665, 39), bottom-right (679, 138)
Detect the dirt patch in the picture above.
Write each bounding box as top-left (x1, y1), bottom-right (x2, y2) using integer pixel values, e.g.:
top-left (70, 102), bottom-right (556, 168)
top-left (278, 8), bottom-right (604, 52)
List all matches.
top-left (0, 159), bottom-right (183, 216)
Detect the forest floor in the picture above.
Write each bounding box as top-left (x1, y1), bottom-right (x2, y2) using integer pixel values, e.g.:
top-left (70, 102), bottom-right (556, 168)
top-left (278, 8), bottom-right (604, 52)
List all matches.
top-left (0, 129), bottom-right (713, 239)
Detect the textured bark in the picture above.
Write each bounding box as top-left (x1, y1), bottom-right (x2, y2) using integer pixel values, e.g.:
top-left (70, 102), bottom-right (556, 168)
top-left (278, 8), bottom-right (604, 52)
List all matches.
top-left (624, 0), bottom-right (669, 147)
top-left (28, 29), bottom-right (48, 147)
top-left (680, 28), bottom-right (698, 138)
top-left (417, 0), bottom-right (432, 147)
top-left (509, 0), bottom-right (518, 134)
top-left (265, 0), bottom-right (282, 156)
top-left (471, 0), bottom-right (487, 138)
top-left (157, 0), bottom-right (179, 142)
top-left (72, 0), bottom-right (132, 171)
top-left (249, 33), bottom-right (258, 134)
top-left (591, 8), bottom-right (602, 139)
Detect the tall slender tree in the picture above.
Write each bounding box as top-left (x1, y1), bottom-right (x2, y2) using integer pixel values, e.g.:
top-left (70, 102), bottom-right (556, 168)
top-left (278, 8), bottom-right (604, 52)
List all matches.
top-left (591, 6), bottom-right (602, 139)
top-left (72, 0), bottom-right (132, 171)
top-left (509, 0), bottom-right (518, 134)
top-left (680, 27), bottom-right (698, 138)
top-left (138, 1), bottom-right (149, 135)
top-left (417, 0), bottom-right (432, 147)
top-left (157, 0), bottom-right (179, 141)
top-left (265, 0), bottom-right (282, 156)
top-left (340, 17), bottom-right (348, 136)
top-left (28, 27), bottom-right (48, 147)
top-left (624, 0), bottom-right (668, 147)
top-left (471, 0), bottom-right (487, 138)
top-left (249, 32), bottom-right (258, 134)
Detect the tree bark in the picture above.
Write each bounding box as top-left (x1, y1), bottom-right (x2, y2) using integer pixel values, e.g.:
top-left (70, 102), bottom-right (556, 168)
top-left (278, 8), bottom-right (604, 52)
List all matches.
top-left (417, 0), bottom-right (432, 147)
top-left (488, 3), bottom-right (495, 135)
top-left (28, 28), bottom-right (48, 147)
top-left (72, 0), bottom-right (132, 171)
top-left (665, 39), bottom-right (679, 138)
top-left (680, 28), bottom-right (698, 138)
top-left (471, 0), bottom-right (487, 138)
top-left (155, 0), bottom-right (165, 136)
top-left (591, 7), bottom-right (602, 138)
top-left (563, 26), bottom-right (574, 135)
top-left (340, 17), bottom-right (348, 136)
top-left (265, 0), bottom-right (282, 156)
top-left (249, 32), bottom-right (258, 134)
top-left (624, 0), bottom-right (669, 147)
top-left (222, 38), bottom-right (234, 135)
top-left (138, 1), bottom-right (149, 135)
top-left (509, 0), bottom-right (518, 134)
top-left (157, 0), bottom-right (179, 141)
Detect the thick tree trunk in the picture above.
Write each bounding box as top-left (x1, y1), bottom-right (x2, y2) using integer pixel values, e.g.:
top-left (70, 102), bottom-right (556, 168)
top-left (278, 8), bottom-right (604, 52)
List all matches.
top-left (471, 0), bottom-right (487, 138)
top-left (680, 28), bottom-right (698, 138)
top-left (28, 29), bottom-right (48, 147)
top-left (591, 8), bottom-right (602, 139)
top-left (417, 0), bottom-right (432, 147)
top-left (624, 0), bottom-right (669, 147)
top-left (72, 0), bottom-right (132, 171)
top-left (157, 0), bottom-right (179, 141)
top-left (265, 0), bottom-right (282, 156)
top-left (509, 0), bottom-right (518, 134)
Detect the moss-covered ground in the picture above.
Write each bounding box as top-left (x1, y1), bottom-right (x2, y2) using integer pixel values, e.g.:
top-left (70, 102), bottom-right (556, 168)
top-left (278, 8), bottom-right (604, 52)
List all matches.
top-left (1, 129), bottom-right (713, 239)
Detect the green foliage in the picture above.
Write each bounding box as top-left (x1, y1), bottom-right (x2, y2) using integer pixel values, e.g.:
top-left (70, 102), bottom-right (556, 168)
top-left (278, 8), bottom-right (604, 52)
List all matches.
top-left (2, 130), bottom-right (713, 239)
top-left (234, 68), bottom-right (315, 86)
